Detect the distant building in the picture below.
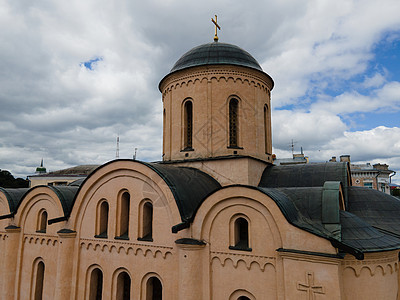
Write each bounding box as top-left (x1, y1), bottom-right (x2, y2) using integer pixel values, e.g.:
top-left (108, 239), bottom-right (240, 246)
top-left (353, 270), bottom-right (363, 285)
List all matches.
top-left (28, 164), bottom-right (99, 187)
top-left (329, 155), bottom-right (395, 194)
top-left (273, 151), bottom-right (308, 166)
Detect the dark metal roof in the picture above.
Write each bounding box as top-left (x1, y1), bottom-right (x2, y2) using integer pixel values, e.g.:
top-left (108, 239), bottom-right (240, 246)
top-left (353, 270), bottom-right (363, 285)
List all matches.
top-left (0, 187), bottom-right (30, 214)
top-left (257, 187), bottom-right (336, 240)
top-left (48, 186), bottom-right (79, 217)
top-left (259, 162), bottom-right (350, 189)
top-left (347, 187), bottom-right (400, 235)
top-left (340, 210), bottom-right (400, 252)
top-left (10, 185), bottom-right (80, 218)
top-left (144, 162), bottom-right (221, 222)
top-left (170, 42), bottom-right (263, 73)
top-left (257, 185), bottom-right (400, 255)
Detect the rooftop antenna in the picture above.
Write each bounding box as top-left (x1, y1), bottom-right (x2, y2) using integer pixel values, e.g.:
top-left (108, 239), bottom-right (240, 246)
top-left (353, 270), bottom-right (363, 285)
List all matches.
top-left (290, 139), bottom-right (298, 156)
top-left (133, 148), bottom-right (138, 160)
top-left (116, 135), bottom-right (120, 159)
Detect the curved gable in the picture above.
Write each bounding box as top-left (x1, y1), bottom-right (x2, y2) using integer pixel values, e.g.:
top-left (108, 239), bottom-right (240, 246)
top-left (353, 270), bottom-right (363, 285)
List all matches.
top-left (143, 162), bottom-right (221, 222)
top-left (0, 187), bottom-right (30, 216)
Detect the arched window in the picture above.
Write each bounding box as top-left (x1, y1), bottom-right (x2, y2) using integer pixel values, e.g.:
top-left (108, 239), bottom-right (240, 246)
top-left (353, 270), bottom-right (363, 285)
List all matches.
top-left (116, 271), bottom-right (131, 300)
top-left (229, 216), bottom-right (251, 251)
top-left (229, 98), bottom-right (239, 147)
top-left (146, 276), bottom-right (162, 300)
top-left (138, 201), bottom-right (153, 242)
top-left (117, 191), bottom-right (130, 239)
top-left (37, 210), bottom-right (47, 233)
top-left (183, 100), bottom-right (193, 150)
top-left (96, 201), bottom-right (109, 238)
top-left (89, 268), bottom-right (103, 300)
top-left (34, 261), bottom-right (45, 300)
top-left (163, 109), bottom-right (166, 156)
top-left (238, 297), bottom-right (251, 300)
top-left (264, 104), bottom-right (269, 154)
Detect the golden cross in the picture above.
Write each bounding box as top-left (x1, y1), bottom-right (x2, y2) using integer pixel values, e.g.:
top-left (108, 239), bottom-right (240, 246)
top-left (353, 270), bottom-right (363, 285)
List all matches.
top-left (211, 15), bottom-right (221, 42)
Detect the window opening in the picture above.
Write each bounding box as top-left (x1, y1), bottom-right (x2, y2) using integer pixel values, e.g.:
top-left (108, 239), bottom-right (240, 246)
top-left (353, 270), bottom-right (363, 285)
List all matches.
top-left (116, 271), bottom-right (131, 300)
top-left (184, 101), bottom-right (193, 150)
top-left (230, 217), bottom-right (252, 251)
top-left (264, 104), bottom-right (269, 154)
top-left (89, 268), bottom-right (103, 300)
top-left (34, 261), bottom-right (45, 300)
top-left (96, 201), bottom-right (109, 238)
top-left (229, 99), bottom-right (239, 147)
top-left (138, 201), bottom-right (153, 242)
top-left (146, 276), bottom-right (162, 300)
top-left (37, 210), bottom-right (47, 233)
top-left (117, 192), bottom-right (130, 239)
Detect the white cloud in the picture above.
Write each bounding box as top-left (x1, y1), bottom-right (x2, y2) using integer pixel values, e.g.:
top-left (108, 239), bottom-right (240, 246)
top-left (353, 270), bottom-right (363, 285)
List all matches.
top-left (1, 0), bottom-right (400, 186)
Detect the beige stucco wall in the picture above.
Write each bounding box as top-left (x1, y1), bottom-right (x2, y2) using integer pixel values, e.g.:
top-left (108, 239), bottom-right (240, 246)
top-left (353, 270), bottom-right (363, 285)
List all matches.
top-left (160, 65), bottom-right (273, 163)
top-left (0, 161), bottom-right (399, 299)
top-left (341, 251), bottom-right (399, 300)
top-left (170, 156), bottom-right (269, 186)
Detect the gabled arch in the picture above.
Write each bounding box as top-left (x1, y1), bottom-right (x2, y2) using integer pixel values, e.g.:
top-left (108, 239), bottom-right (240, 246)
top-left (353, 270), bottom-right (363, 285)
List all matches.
top-left (11, 186), bottom-right (67, 233)
top-left (193, 186), bottom-right (283, 245)
top-left (69, 160), bottom-right (185, 235)
top-left (69, 160), bottom-right (220, 235)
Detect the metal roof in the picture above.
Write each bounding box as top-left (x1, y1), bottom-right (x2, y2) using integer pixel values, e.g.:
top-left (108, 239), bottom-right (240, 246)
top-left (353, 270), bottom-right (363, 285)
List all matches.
top-left (170, 42), bottom-right (263, 73)
top-left (144, 162), bottom-right (222, 222)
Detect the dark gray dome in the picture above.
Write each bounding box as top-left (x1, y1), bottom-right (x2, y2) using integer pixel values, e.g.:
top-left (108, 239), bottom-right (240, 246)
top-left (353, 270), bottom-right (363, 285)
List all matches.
top-left (170, 42), bottom-right (263, 73)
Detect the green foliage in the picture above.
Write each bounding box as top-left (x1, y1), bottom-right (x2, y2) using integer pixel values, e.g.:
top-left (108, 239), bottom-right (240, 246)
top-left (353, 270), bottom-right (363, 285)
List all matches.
top-left (392, 188), bottom-right (400, 197)
top-left (0, 170), bottom-right (29, 188)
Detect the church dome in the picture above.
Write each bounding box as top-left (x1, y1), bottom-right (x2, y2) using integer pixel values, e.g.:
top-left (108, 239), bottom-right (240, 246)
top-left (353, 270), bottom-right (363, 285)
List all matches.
top-left (170, 42), bottom-right (264, 73)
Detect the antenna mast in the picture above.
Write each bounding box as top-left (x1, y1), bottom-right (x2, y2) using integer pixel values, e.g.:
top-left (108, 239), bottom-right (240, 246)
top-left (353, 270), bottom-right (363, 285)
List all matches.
top-left (116, 136), bottom-right (120, 159)
top-left (133, 148), bottom-right (138, 160)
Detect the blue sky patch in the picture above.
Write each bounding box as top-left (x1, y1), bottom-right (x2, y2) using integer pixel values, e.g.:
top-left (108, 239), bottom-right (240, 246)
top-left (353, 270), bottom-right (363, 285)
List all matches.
top-left (80, 57), bottom-right (103, 70)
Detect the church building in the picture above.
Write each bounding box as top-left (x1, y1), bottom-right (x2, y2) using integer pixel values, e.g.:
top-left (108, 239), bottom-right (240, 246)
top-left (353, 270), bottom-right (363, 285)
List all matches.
top-left (1, 25), bottom-right (400, 299)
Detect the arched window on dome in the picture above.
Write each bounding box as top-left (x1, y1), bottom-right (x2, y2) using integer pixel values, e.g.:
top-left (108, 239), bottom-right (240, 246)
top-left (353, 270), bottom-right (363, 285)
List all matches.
top-left (146, 276), bottom-right (163, 300)
top-left (229, 98), bottom-right (239, 147)
top-left (163, 109), bottom-right (166, 156)
top-left (95, 200), bottom-right (109, 238)
top-left (36, 209), bottom-right (47, 233)
top-left (238, 297), bottom-right (251, 300)
top-left (183, 100), bottom-right (193, 150)
top-left (116, 271), bottom-right (131, 300)
top-left (116, 191), bottom-right (130, 240)
top-left (138, 200), bottom-right (153, 242)
top-left (264, 104), bottom-right (269, 154)
top-left (229, 215), bottom-right (252, 251)
top-left (89, 268), bottom-right (103, 300)
top-left (33, 260), bottom-right (45, 300)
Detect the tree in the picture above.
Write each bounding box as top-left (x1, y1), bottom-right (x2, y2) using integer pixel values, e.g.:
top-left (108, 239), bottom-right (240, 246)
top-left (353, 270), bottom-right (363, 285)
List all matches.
top-left (0, 170), bottom-right (29, 188)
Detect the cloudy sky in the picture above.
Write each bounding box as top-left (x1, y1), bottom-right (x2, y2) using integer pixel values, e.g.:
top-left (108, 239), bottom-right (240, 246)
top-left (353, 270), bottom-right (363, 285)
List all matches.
top-left (1, 0), bottom-right (400, 184)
